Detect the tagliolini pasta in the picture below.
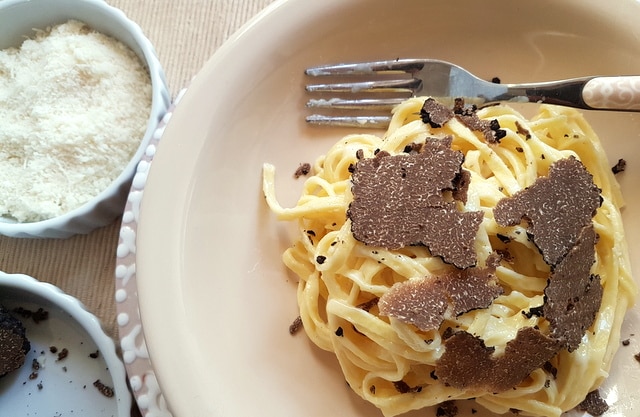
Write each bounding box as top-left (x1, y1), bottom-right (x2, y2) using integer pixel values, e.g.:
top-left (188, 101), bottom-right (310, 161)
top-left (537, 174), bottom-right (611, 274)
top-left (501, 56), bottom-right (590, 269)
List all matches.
top-left (262, 97), bottom-right (637, 417)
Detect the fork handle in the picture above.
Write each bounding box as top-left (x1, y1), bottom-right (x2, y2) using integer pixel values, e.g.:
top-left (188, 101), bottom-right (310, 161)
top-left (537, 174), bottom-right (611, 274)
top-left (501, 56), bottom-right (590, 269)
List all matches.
top-left (507, 76), bottom-right (640, 111)
top-left (582, 76), bottom-right (640, 110)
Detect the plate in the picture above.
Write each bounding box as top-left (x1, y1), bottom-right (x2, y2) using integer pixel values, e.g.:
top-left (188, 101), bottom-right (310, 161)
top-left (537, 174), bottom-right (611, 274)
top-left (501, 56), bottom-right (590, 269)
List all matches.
top-left (0, 272), bottom-right (131, 416)
top-left (117, 0), bottom-right (640, 415)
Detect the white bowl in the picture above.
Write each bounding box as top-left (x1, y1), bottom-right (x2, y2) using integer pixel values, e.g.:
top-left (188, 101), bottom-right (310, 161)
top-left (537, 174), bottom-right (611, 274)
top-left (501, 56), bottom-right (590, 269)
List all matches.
top-left (0, 0), bottom-right (170, 238)
top-left (0, 272), bottom-right (131, 416)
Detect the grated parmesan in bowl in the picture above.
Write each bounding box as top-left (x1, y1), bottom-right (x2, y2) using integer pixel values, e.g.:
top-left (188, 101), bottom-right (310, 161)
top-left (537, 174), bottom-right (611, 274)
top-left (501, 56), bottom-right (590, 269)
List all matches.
top-left (0, 0), bottom-right (170, 238)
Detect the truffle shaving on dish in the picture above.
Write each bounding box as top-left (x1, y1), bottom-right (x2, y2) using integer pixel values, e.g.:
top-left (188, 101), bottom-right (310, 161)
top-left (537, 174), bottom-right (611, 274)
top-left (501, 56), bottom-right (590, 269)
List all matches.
top-left (262, 97), bottom-right (636, 417)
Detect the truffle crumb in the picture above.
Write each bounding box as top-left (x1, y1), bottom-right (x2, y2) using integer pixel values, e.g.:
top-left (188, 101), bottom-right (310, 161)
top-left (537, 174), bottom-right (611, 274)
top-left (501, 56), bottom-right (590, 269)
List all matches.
top-left (621, 339), bottom-right (630, 346)
top-left (436, 400), bottom-right (459, 417)
top-left (577, 390), bottom-right (609, 416)
top-left (392, 380), bottom-right (421, 394)
top-left (56, 348), bottom-right (69, 361)
top-left (89, 350), bottom-right (100, 359)
top-left (542, 361), bottom-right (558, 379)
top-left (12, 307), bottom-right (49, 324)
top-left (289, 316), bottom-right (303, 335)
top-left (379, 265), bottom-right (503, 331)
top-left (348, 137), bottom-right (482, 268)
top-left (611, 158), bottom-right (626, 175)
top-left (93, 379), bottom-right (115, 398)
top-left (634, 352), bottom-right (640, 363)
top-left (515, 121), bottom-right (531, 139)
top-left (294, 162), bottom-right (311, 178)
top-left (494, 157), bottom-right (601, 266)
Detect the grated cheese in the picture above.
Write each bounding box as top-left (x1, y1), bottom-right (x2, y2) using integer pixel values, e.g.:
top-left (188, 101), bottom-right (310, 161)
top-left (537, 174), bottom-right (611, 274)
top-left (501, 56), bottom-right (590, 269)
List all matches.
top-left (0, 20), bottom-right (151, 222)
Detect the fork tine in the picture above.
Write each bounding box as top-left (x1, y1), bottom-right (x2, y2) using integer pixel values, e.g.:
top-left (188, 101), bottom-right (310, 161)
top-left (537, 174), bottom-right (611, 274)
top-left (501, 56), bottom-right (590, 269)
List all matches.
top-left (306, 97), bottom-right (406, 110)
top-left (306, 114), bottom-right (391, 128)
top-left (304, 59), bottom-right (430, 128)
top-left (305, 78), bottom-right (422, 94)
top-left (305, 59), bottom-right (426, 76)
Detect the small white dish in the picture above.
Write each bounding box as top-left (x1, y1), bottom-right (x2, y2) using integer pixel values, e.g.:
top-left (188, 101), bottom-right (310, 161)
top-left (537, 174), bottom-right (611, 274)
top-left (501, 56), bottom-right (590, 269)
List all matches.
top-left (0, 272), bottom-right (131, 416)
top-left (0, 0), bottom-right (170, 238)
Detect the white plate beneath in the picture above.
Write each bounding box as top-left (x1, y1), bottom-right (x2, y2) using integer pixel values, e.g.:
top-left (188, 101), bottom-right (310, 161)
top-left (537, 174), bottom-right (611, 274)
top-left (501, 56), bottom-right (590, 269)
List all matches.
top-left (0, 273), bottom-right (130, 416)
top-left (118, 0), bottom-right (640, 415)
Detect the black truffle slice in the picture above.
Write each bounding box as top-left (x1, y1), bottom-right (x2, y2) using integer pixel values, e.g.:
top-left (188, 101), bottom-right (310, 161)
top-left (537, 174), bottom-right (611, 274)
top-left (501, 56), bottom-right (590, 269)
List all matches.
top-left (543, 224), bottom-right (602, 351)
top-left (0, 305), bottom-right (31, 377)
top-left (379, 276), bottom-right (448, 331)
top-left (378, 265), bottom-right (503, 331)
top-left (348, 138), bottom-right (483, 268)
top-left (435, 327), bottom-right (561, 393)
top-left (420, 98), bottom-right (454, 128)
top-left (493, 157), bottom-right (601, 266)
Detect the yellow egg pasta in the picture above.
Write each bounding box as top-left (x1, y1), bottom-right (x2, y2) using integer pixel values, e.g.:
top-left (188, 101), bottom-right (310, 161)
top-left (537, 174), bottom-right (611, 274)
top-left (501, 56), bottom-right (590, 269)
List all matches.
top-left (262, 98), bottom-right (636, 417)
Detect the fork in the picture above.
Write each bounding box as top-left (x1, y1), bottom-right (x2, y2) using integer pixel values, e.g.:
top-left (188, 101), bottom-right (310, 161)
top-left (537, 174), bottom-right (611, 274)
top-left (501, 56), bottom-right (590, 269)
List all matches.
top-left (304, 58), bottom-right (640, 128)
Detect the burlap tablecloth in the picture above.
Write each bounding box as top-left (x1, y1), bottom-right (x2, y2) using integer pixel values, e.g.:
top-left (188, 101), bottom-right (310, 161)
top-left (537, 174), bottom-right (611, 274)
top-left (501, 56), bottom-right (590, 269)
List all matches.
top-left (0, 0), bottom-right (273, 412)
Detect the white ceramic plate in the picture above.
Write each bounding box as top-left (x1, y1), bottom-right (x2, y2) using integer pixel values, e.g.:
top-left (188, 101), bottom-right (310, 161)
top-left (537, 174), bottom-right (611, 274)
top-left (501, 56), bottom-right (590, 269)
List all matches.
top-left (0, 272), bottom-right (131, 416)
top-left (118, 0), bottom-right (640, 415)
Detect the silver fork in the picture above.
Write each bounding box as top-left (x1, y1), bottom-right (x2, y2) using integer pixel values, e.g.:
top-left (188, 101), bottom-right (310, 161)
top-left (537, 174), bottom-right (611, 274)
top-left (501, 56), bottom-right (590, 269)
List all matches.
top-left (305, 58), bottom-right (640, 128)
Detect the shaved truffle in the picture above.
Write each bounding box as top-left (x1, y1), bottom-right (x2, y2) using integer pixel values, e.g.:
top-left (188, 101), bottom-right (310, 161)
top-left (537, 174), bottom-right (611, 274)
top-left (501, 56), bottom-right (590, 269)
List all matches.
top-left (453, 98), bottom-right (506, 143)
top-left (348, 138), bottom-right (482, 268)
top-left (544, 224), bottom-right (602, 351)
top-left (379, 277), bottom-right (448, 331)
top-left (0, 306), bottom-right (30, 377)
top-left (435, 327), bottom-right (561, 392)
top-left (494, 157), bottom-right (601, 266)
top-left (578, 390), bottom-right (609, 416)
top-left (420, 98), bottom-right (453, 128)
top-left (379, 265), bottom-right (503, 331)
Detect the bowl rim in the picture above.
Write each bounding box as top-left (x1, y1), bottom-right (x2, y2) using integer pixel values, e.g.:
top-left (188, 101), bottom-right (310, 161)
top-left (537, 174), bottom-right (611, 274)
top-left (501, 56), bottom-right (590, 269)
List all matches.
top-left (0, 0), bottom-right (170, 238)
top-left (0, 270), bottom-right (132, 416)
